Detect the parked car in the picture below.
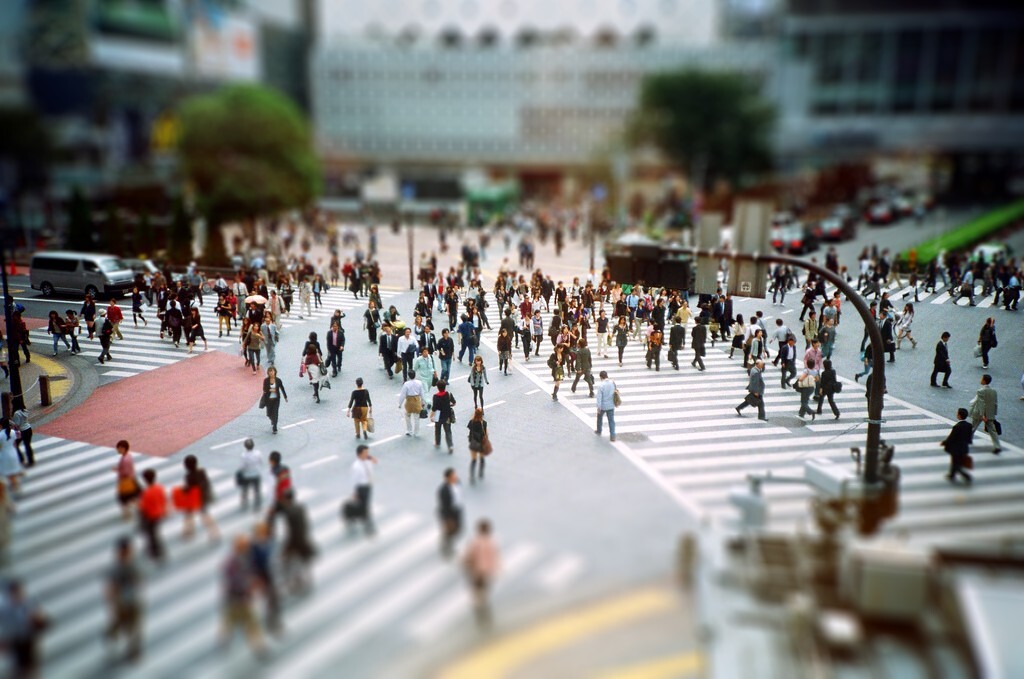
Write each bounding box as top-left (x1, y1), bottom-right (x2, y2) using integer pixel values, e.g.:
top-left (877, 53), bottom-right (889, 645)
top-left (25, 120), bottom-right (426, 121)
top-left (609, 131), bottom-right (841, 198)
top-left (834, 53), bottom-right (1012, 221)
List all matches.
top-left (783, 223), bottom-right (820, 255)
top-left (972, 242), bottom-right (1010, 265)
top-left (865, 202), bottom-right (896, 226)
top-left (819, 216), bottom-right (856, 242)
top-left (30, 251), bottom-right (135, 298)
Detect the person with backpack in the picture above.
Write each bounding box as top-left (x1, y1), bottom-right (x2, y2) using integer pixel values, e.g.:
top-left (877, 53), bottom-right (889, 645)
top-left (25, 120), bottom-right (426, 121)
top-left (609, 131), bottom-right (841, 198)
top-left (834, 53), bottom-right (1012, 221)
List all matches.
top-left (137, 469), bottom-right (167, 562)
top-left (177, 454), bottom-right (219, 543)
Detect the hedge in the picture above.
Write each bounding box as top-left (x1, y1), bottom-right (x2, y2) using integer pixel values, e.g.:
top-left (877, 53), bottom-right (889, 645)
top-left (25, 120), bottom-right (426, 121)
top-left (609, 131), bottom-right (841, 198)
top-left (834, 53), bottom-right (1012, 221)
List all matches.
top-left (903, 198), bottom-right (1024, 265)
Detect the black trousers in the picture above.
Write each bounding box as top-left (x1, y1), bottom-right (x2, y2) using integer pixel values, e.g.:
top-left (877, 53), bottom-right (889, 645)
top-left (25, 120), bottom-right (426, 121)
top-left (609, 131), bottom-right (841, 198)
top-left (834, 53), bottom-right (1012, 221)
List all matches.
top-left (737, 393), bottom-right (766, 419)
top-left (16, 427), bottom-right (34, 466)
top-left (265, 398), bottom-right (281, 430)
top-left (435, 421), bottom-right (454, 448)
top-left (948, 452), bottom-right (971, 480)
top-left (930, 366), bottom-right (951, 386)
top-left (816, 392), bottom-right (839, 417)
top-left (139, 516), bottom-right (164, 561)
top-left (572, 370), bottom-right (594, 392)
top-left (692, 349), bottom-right (704, 370)
top-left (353, 484), bottom-right (375, 532)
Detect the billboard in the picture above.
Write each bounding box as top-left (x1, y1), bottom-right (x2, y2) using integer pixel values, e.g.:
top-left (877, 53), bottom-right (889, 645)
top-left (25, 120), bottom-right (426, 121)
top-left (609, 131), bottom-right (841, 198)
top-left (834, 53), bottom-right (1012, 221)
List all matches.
top-left (190, 11), bottom-right (260, 81)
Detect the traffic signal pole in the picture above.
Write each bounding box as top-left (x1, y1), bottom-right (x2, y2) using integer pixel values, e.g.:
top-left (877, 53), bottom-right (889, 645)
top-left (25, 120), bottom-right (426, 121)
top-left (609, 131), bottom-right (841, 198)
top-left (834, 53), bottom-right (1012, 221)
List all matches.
top-left (691, 248), bottom-right (887, 485)
top-left (0, 240), bottom-right (27, 413)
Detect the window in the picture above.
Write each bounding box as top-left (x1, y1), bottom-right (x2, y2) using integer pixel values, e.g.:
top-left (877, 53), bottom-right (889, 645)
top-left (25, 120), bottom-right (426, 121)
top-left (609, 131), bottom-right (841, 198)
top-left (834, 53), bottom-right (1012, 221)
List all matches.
top-left (33, 257), bottom-right (78, 272)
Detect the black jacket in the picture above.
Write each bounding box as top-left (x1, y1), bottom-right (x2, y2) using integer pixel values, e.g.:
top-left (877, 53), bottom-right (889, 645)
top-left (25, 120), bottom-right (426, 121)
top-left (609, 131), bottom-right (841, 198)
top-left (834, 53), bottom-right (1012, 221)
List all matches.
top-left (437, 482), bottom-right (461, 521)
top-left (325, 328), bottom-right (345, 353)
top-left (436, 336), bottom-right (455, 360)
top-left (691, 324), bottom-right (707, 355)
top-left (263, 377), bottom-right (288, 400)
top-left (942, 420), bottom-right (973, 456)
top-left (933, 340), bottom-right (949, 367)
top-left (432, 390), bottom-right (455, 421)
top-left (378, 333), bottom-right (397, 358)
top-left (669, 324), bottom-right (685, 350)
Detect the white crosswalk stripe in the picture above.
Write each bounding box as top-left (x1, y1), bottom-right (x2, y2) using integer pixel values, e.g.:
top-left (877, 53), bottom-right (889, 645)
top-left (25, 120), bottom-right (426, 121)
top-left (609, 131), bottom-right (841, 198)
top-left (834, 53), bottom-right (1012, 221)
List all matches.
top-left (507, 334), bottom-right (1024, 548)
top-left (5, 435), bottom-right (586, 676)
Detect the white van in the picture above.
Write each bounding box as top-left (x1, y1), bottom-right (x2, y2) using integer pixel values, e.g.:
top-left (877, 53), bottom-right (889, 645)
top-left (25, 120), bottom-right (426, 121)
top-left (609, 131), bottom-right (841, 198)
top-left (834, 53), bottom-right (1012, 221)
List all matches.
top-left (30, 251), bottom-right (135, 298)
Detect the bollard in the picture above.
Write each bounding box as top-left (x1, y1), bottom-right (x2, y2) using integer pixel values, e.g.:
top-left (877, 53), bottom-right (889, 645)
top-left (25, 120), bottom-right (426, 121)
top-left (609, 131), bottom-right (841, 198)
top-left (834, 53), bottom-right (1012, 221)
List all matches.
top-left (39, 376), bottom-right (51, 407)
top-left (1, 392), bottom-right (11, 419)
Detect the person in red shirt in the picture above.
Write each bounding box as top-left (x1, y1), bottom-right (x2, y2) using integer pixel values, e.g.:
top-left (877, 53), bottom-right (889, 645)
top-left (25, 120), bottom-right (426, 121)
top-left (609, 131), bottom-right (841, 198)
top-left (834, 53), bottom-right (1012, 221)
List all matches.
top-left (137, 468), bottom-right (167, 562)
top-left (107, 300), bottom-right (125, 340)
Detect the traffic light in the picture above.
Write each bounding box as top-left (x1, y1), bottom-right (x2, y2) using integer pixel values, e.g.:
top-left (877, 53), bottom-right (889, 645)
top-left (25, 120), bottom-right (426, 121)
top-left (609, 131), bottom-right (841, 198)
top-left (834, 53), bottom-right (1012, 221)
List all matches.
top-left (727, 200), bottom-right (772, 299)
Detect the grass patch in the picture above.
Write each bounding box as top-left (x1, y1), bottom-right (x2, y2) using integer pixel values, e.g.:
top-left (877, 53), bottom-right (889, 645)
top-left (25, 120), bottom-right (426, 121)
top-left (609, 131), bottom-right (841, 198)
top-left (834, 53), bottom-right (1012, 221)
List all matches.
top-left (902, 198), bottom-right (1024, 264)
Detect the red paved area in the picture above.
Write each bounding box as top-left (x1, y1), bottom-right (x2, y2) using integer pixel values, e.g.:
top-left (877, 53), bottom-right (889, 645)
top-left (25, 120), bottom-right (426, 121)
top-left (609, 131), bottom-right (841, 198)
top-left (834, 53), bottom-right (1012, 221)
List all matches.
top-left (38, 351), bottom-right (261, 456)
top-left (23, 317), bottom-right (47, 331)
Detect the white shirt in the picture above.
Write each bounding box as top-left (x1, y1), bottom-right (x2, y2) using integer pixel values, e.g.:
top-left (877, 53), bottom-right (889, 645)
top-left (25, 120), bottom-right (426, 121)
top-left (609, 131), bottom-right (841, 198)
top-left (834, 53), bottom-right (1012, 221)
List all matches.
top-left (240, 448), bottom-right (262, 479)
top-left (351, 458), bottom-right (373, 487)
top-left (398, 379), bottom-right (424, 406)
top-left (447, 482), bottom-right (462, 509)
top-left (397, 335), bottom-right (418, 355)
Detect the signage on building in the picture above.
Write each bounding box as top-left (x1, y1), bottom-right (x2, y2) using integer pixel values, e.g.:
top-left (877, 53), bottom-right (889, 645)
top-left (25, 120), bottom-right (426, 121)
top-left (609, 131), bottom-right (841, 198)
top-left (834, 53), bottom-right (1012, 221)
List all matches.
top-left (189, 11), bottom-right (260, 81)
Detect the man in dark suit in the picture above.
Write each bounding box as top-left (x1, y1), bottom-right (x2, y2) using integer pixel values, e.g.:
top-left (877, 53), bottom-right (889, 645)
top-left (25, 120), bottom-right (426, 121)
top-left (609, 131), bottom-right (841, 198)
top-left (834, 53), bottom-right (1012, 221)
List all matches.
top-left (437, 468), bottom-right (462, 558)
top-left (736, 360), bottom-right (767, 421)
top-left (941, 407), bottom-right (973, 484)
top-left (668, 318), bottom-right (685, 370)
top-left (325, 322), bottom-right (345, 377)
top-left (378, 324), bottom-right (398, 380)
top-left (930, 331), bottom-right (952, 388)
top-left (690, 319), bottom-right (707, 372)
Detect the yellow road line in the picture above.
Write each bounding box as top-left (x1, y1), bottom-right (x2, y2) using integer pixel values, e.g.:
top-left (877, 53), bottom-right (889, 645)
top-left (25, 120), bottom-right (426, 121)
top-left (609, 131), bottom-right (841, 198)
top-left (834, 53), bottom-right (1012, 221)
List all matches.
top-left (29, 355), bottom-right (72, 401)
top-left (591, 652), bottom-right (703, 679)
top-left (439, 588), bottom-right (678, 679)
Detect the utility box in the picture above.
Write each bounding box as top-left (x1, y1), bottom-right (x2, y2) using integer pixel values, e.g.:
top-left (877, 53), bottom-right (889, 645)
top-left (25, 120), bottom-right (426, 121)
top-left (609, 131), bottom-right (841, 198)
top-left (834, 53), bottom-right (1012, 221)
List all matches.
top-left (840, 542), bottom-right (931, 621)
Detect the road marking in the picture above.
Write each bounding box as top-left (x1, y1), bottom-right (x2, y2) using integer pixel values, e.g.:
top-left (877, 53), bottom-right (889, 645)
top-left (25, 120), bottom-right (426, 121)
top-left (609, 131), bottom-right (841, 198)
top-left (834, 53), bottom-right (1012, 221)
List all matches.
top-left (210, 437), bottom-right (248, 451)
top-left (302, 455), bottom-right (338, 469)
top-left (485, 400), bottom-right (506, 409)
top-left (593, 652), bottom-right (704, 679)
top-left (525, 389), bottom-right (540, 395)
top-left (782, 309), bottom-right (793, 314)
top-left (535, 554), bottom-right (585, 592)
top-left (368, 433), bottom-right (404, 448)
top-left (280, 418), bottom-right (315, 430)
top-left (438, 588), bottom-right (679, 679)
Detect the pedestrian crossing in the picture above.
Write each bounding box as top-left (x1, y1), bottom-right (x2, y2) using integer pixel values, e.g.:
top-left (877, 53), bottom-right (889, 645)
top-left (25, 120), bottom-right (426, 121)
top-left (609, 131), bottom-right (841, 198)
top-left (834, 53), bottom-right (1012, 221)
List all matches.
top-left (744, 278), bottom-right (1012, 310)
top-left (4, 435), bottom-right (587, 677)
top-left (27, 288), bottom-right (399, 384)
top-left (504, 333), bottom-right (1024, 549)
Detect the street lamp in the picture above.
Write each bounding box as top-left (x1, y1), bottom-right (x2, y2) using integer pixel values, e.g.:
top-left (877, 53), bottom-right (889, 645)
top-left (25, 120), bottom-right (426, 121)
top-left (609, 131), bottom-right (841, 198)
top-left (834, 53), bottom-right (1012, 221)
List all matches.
top-left (0, 231), bottom-right (26, 414)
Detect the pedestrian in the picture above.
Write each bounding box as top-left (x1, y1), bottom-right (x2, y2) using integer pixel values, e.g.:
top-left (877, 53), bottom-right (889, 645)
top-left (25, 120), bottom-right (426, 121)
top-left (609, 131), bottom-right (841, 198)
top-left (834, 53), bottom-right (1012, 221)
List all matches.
top-left (325, 321), bottom-right (345, 377)
top-left (594, 371), bottom-right (618, 442)
top-left (0, 419), bottom-right (23, 493)
top-left (735, 360), bottom-right (767, 421)
top-left (969, 374), bottom-right (1001, 454)
top-left (249, 522), bottom-right (281, 635)
top-left (131, 287), bottom-right (148, 327)
top-left (728, 314), bottom-right (745, 359)
top-left (0, 580), bottom-right (49, 677)
top-left (531, 310), bottom-right (544, 357)
top-left (878, 309), bottom-right (896, 363)
top-left (977, 317), bottom-right (997, 369)
top-left (462, 519), bottom-right (500, 628)
top-left (219, 535), bottom-right (268, 658)
top-left (939, 407), bottom-right (974, 484)
top-left (136, 468), bottom-right (167, 562)
top-left (437, 468), bottom-right (463, 559)
top-left (431, 379), bottom-right (457, 454)
top-left (804, 338), bottom-right (823, 376)
top-left (81, 293), bottom-right (97, 340)
top-left (399, 373), bottom-right (425, 437)
top-left (646, 323), bottom-right (663, 371)
top-left (346, 377), bottom-right (373, 440)
top-left (397, 327), bottom-right (418, 382)
top-left (106, 299), bottom-right (125, 340)
top-left (176, 454), bottom-right (220, 543)
top-left (97, 310), bottom-right (114, 364)
top-left (413, 346), bottom-right (438, 402)
top-left (261, 366), bottom-right (287, 434)
top-left (930, 331), bottom-right (952, 388)
top-left (104, 537), bottom-right (143, 661)
top-left (437, 328), bottom-right (455, 382)
top-left (63, 309), bottom-right (81, 354)
top-left (47, 310), bottom-right (70, 356)
top-left (548, 343), bottom-right (567, 401)
top-left (802, 311), bottom-right (818, 351)
top-left (690, 319), bottom-right (707, 372)
top-left (571, 338), bottom-right (595, 396)
top-left (816, 359), bottom-right (841, 420)
top-left (112, 439), bottom-right (138, 520)
top-left (342, 445), bottom-right (377, 536)
top-left (237, 439), bottom-right (263, 511)
top-left (467, 355), bottom-right (490, 409)
top-left (795, 370), bottom-right (818, 421)
top-left (364, 301), bottom-right (381, 344)
top-left (613, 316), bottom-right (629, 367)
top-left (279, 489), bottom-right (316, 595)
top-left (467, 408), bottom-right (491, 484)
top-left (302, 332), bottom-right (325, 402)
top-left (895, 303), bottom-right (917, 350)
top-left (243, 322), bottom-right (264, 374)
top-left (165, 300), bottom-right (184, 347)
top-left (456, 314), bottom-right (477, 364)
top-left (10, 407), bottom-right (34, 468)
top-left (497, 328), bottom-right (512, 375)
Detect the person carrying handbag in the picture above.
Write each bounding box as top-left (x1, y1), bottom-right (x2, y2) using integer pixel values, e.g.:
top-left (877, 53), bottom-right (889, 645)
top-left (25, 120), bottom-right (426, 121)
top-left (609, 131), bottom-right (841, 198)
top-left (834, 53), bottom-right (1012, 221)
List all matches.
top-left (399, 375), bottom-right (425, 437)
top-left (467, 408), bottom-right (489, 483)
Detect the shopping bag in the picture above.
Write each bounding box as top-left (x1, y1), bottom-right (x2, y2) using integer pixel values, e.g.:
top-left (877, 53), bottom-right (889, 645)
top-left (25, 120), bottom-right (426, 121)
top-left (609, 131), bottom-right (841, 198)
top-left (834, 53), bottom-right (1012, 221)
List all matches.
top-left (365, 417), bottom-right (375, 433)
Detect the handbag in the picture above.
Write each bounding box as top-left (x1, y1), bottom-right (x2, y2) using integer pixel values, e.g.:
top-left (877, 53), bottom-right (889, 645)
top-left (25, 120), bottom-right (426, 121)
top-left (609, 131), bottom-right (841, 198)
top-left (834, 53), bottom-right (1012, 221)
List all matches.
top-left (482, 433), bottom-right (493, 455)
top-left (319, 362), bottom-right (328, 377)
top-left (258, 394), bottom-right (267, 409)
top-left (365, 416), bottom-right (375, 433)
top-left (235, 470), bottom-right (245, 487)
top-left (117, 476), bottom-right (139, 497)
top-left (299, 362), bottom-right (306, 377)
top-left (834, 382), bottom-right (843, 393)
top-left (993, 419), bottom-right (1002, 435)
top-left (974, 346), bottom-right (983, 358)
top-left (964, 454), bottom-right (974, 470)
top-left (613, 389), bottom-right (622, 407)
top-left (420, 407), bottom-right (429, 419)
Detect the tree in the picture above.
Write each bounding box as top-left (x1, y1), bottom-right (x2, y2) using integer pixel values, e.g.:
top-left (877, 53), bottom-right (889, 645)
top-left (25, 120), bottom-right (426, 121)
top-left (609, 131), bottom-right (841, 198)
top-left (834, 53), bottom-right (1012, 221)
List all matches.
top-left (630, 70), bottom-right (775, 189)
top-left (166, 198), bottom-right (194, 264)
top-left (177, 84), bottom-right (321, 265)
top-left (65, 188), bottom-right (95, 250)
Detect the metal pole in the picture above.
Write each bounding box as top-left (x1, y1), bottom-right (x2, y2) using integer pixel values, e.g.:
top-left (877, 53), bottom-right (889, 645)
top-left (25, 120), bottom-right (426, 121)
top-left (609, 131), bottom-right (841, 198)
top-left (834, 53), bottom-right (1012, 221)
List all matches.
top-left (407, 218), bottom-right (414, 291)
top-left (692, 248), bottom-right (886, 484)
top-left (0, 241), bottom-right (27, 412)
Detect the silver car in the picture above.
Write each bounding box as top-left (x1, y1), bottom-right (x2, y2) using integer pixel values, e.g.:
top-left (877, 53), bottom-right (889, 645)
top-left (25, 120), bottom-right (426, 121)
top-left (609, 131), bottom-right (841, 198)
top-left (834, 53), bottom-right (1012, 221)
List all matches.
top-left (30, 251), bottom-right (135, 298)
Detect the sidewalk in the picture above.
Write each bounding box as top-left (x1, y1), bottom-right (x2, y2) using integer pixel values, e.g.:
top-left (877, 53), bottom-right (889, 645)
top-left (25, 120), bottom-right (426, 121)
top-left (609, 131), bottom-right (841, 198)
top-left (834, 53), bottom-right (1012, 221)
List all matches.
top-left (2, 350), bottom-right (78, 425)
top-left (390, 580), bottom-right (701, 679)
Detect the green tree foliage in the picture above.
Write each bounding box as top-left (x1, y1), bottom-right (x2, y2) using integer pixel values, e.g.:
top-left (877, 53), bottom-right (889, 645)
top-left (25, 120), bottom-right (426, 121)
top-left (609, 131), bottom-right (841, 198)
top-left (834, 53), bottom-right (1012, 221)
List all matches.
top-left (177, 84), bottom-right (321, 265)
top-left (166, 198), bottom-right (194, 264)
top-left (65, 188), bottom-right (95, 251)
top-left (630, 70), bottom-right (775, 189)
